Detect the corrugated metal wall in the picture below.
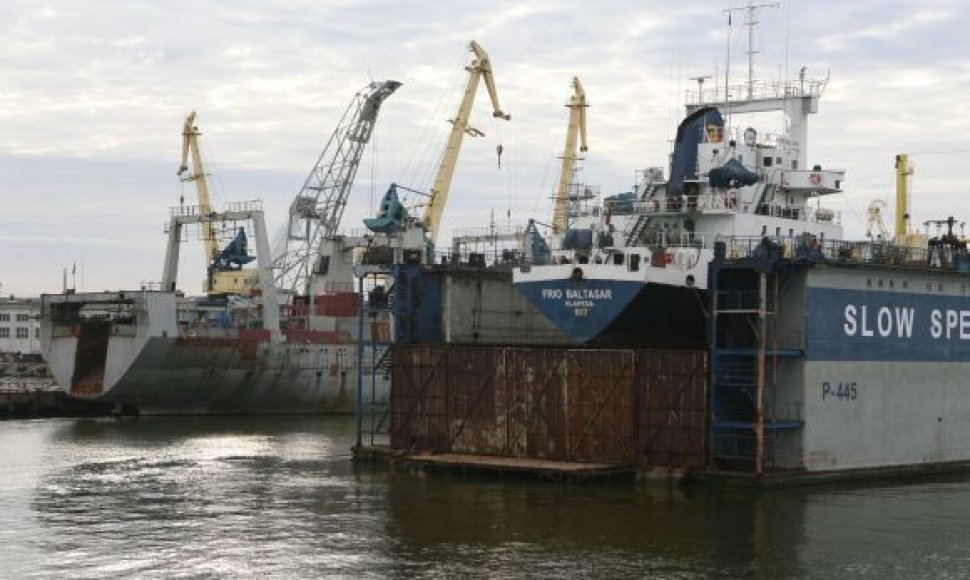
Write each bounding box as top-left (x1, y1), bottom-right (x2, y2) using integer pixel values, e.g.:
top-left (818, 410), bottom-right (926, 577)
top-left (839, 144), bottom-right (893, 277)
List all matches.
top-left (391, 345), bottom-right (707, 467)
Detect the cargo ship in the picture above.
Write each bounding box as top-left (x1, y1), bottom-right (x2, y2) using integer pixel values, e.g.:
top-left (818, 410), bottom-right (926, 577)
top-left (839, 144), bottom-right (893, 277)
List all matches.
top-left (39, 81), bottom-right (406, 415)
top-left (513, 69), bottom-right (844, 347)
top-left (38, 203), bottom-right (381, 415)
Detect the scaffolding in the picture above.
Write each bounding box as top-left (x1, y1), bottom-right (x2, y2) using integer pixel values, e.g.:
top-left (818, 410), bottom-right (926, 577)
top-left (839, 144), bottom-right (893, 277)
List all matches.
top-left (708, 241), bottom-right (803, 474)
top-left (354, 265), bottom-right (395, 449)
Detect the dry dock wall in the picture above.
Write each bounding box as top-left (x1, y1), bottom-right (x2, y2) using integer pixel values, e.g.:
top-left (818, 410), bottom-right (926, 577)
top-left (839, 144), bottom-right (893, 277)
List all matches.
top-left (390, 345), bottom-right (707, 467)
top-left (396, 267), bottom-right (573, 345)
top-left (758, 262), bottom-right (970, 473)
top-left (800, 265), bottom-right (970, 471)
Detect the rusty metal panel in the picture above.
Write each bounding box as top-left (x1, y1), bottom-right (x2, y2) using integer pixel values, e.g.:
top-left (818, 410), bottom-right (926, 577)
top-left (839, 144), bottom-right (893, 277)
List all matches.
top-left (637, 349), bottom-right (707, 468)
top-left (566, 350), bottom-right (638, 464)
top-left (507, 348), bottom-right (566, 460)
top-left (391, 345), bottom-right (446, 451)
top-left (390, 345), bottom-right (707, 467)
top-left (446, 346), bottom-right (504, 455)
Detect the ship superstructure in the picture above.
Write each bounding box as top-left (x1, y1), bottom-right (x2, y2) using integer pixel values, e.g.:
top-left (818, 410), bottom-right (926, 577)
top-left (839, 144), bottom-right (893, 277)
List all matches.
top-left (514, 15), bottom-right (845, 346)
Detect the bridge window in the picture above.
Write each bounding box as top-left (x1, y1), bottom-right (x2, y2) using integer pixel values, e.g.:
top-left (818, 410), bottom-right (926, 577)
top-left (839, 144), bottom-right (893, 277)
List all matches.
top-left (613, 253), bottom-right (625, 265)
top-left (628, 254), bottom-right (640, 272)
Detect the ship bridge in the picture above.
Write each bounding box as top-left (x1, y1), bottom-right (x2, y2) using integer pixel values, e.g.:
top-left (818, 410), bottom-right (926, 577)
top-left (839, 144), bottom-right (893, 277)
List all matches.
top-left (686, 73), bottom-right (827, 172)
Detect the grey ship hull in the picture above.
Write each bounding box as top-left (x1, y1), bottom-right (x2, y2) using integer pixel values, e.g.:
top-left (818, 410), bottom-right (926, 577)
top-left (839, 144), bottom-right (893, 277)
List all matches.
top-left (101, 337), bottom-right (359, 414)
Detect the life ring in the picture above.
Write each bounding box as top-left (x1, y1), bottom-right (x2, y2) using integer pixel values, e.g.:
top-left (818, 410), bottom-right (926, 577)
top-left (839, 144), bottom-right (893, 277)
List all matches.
top-left (809, 172), bottom-right (822, 186)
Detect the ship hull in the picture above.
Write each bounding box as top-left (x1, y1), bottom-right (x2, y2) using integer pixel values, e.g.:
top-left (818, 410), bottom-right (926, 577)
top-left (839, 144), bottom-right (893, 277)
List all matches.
top-left (515, 277), bottom-right (708, 347)
top-left (98, 337), bottom-right (361, 415)
top-left (40, 291), bottom-right (384, 415)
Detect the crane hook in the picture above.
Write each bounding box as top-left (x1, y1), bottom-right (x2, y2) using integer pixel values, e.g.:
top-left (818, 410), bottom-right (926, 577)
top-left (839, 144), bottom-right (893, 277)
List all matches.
top-left (496, 144), bottom-right (504, 169)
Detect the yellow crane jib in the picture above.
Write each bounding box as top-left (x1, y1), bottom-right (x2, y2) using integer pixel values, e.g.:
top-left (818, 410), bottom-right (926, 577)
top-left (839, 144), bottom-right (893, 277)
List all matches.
top-left (422, 40), bottom-right (510, 246)
top-left (177, 111), bottom-right (218, 265)
top-left (177, 111), bottom-right (259, 295)
top-left (552, 76), bottom-right (588, 236)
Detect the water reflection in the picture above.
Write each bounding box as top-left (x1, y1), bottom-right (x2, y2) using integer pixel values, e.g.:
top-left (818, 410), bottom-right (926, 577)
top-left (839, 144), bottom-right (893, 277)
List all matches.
top-left (5, 416), bottom-right (970, 577)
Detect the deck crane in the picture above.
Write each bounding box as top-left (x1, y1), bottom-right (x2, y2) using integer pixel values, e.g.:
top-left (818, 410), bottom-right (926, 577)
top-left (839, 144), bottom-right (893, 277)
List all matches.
top-left (178, 111), bottom-right (218, 267)
top-left (178, 111), bottom-right (256, 295)
top-left (895, 153), bottom-right (914, 240)
top-left (421, 40), bottom-right (510, 246)
top-left (551, 77), bottom-right (588, 236)
top-left (865, 199), bottom-right (890, 240)
top-left (273, 80), bottom-right (402, 296)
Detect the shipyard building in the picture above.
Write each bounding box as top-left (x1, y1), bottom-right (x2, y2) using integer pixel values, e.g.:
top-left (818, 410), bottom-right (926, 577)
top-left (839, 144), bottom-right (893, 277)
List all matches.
top-left (0, 296), bottom-right (42, 357)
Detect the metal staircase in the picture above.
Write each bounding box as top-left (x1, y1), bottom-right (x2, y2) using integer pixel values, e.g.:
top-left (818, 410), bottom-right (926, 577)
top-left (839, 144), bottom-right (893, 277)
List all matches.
top-left (354, 266), bottom-right (396, 448)
top-left (708, 249), bottom-right (804, 474)
top-left (623, 168), bottom-right (663, 246)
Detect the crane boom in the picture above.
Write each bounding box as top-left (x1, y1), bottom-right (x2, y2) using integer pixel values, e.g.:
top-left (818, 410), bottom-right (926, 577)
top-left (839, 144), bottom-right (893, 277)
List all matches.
top-left (177, 111), bottom-right (219, 264)
top-left (551, 77), bottom-right (588, 235)
top-left (895, 153), bottom-right (912, 238)
top-left (274, 80), bottom-right (401, 296)
top-left (422, 40), bottom-right (510, 245)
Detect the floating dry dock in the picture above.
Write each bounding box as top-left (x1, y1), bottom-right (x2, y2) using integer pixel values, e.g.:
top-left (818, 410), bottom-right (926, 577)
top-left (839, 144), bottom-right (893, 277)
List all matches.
top-left (356, 236), bottom-right (970, 482)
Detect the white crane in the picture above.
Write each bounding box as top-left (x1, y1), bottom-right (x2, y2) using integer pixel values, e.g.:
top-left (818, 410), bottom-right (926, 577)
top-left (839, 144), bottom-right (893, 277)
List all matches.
top-left (274, 80), bottom-right (401, 296)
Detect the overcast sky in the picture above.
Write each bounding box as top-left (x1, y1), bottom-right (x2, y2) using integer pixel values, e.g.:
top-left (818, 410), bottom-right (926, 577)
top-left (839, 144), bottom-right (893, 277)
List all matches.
top-left (2, 0), bottom-right (969, 296)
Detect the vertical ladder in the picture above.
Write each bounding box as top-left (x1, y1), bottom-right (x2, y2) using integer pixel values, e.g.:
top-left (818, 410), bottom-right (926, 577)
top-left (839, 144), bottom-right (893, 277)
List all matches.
top-left (708, 256), bottom-right (803, 474)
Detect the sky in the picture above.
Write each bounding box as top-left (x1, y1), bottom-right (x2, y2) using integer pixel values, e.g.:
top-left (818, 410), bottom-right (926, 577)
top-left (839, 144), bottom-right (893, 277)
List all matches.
top-left (2, 0), bottom-right (969, 296)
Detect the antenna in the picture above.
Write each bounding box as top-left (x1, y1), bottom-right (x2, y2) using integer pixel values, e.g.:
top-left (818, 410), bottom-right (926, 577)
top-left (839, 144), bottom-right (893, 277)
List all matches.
top-left (724, 1), bottom-right (780, 99)
top-left (689, 75), bottom-right (712, 102)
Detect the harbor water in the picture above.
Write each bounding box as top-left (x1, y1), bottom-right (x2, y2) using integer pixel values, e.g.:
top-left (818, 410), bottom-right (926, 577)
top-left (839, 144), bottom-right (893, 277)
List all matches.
top-left (2, 416), bottom-right (969, 578)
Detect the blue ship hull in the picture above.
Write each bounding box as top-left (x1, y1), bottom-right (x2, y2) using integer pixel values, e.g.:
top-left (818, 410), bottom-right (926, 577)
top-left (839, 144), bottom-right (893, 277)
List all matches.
top-left (516, 279), bottom-right (708, 347)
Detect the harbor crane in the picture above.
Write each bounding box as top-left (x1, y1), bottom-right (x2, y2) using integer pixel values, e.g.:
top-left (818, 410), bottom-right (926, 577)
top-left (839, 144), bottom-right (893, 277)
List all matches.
top-left (178, 111), bottom-right (257, 295)
top-left (895, 153), bottom-right (913, 239)
top-left (865, 200), bottom-right (890, 240)
top-left (421, 40), bottom-right (510, 246)
top-left (551, 76), bottom-right (588, 235)
top-left (178, 111), bottom-right (219, 268)
top-left (274, 80), bottom-right (402, 297)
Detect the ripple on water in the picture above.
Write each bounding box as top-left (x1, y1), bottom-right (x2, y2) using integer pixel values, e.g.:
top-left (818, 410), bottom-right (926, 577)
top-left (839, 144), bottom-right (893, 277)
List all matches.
top-left (7, 416), bottom-right (970, 578)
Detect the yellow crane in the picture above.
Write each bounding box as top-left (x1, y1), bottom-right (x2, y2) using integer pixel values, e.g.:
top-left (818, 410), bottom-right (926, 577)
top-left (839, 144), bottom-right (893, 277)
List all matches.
top-left (178, 111), bottom-right (219, 268)
top-left (178, 112), bottom-right (258, 294)
top-left (422, 40), bottom-right (510, 246)
top-left (895, 153), bottom-right (912, 239)
top-left (893, 153), bottom-right (928, 248)
top-left (552, 76), bottom-right (588, 235)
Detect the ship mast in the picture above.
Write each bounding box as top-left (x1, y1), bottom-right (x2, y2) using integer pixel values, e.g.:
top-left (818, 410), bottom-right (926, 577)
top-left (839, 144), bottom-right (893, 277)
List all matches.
top-left (696, 1), bottom-right (822, 170)
top-left (725, 1), bottom-right (779, 99)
